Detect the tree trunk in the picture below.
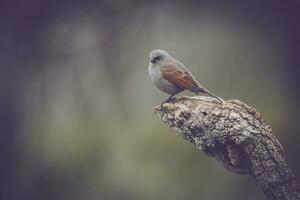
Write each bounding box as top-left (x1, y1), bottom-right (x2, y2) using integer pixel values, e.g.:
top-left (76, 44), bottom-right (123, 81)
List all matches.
top-left (153, 96), bottom-right (300, 200)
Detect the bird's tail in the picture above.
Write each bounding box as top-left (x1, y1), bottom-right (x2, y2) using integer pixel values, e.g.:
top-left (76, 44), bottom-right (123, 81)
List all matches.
top-left (195, 87), bottom-right (224, 103)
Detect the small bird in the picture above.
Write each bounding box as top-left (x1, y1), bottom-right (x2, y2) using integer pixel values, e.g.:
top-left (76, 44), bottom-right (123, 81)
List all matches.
top-left (148, 49), bottom-right (223, 103)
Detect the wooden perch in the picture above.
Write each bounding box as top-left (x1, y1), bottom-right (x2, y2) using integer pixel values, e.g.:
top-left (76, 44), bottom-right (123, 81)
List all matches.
top-left (153, 96), bottom-right (300, 200)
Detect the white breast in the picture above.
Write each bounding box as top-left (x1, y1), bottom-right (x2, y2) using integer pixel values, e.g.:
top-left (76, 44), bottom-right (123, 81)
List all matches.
top-left (148, 64), bottom-right (181, 94)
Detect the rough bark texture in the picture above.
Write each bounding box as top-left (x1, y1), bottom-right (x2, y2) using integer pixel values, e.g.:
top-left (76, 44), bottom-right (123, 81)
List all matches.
top-left (153, 96), bottom-right (300, 200)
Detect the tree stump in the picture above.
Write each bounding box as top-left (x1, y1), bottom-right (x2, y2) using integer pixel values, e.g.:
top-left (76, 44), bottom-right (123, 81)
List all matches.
top-left (153, 96), bottom-right (300, 200)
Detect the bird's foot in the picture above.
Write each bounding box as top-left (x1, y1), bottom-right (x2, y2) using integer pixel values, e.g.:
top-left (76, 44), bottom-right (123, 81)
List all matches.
top-left (163, 97), bottom-right (176, 103)
top-left (160, 97), bottom-right (176, 109)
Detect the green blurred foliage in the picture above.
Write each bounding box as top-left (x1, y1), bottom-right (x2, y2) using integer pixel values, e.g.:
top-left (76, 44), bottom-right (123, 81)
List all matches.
top-left (1, 0), bottom-right (300, 200)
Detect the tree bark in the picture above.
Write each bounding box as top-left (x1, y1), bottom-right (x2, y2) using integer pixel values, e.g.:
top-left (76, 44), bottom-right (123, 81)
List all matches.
top-left (153, 96), bottom-right (300, 200)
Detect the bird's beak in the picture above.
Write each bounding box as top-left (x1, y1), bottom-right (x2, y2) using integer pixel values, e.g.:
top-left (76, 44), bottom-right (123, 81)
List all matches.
top-left (150, 58), bottom-right (156, 64)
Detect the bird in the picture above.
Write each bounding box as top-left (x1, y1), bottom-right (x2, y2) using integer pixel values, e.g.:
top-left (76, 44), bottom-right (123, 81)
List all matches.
top-left (148, 49), bottom-right (223, 103)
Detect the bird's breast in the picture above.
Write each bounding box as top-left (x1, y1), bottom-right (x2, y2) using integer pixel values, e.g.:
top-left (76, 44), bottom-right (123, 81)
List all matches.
top-left (148, 65), bottom-right (182, 94)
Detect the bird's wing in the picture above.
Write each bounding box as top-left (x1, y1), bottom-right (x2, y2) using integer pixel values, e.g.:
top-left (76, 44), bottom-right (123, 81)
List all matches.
top-left (160, 64), bottom-right (199, 92)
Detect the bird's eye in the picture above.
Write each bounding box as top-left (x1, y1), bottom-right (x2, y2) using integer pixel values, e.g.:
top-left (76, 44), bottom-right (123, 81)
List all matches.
top-left (150, 55), bottom-right (163, 64)
top-left (154, 55), bottom-right (162, 60)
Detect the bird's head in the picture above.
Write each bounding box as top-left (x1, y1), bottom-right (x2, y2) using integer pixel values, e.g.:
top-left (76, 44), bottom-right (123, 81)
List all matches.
top-left (149, 49), bottom-right (170, 65)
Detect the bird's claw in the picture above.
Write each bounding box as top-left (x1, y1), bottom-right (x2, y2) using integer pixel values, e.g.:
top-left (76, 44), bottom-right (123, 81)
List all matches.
top-left (160, 97), bottom-right (176, 109)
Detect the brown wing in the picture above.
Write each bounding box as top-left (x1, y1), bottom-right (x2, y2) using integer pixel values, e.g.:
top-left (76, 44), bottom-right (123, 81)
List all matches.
top-left (160, 65), bottom-right (199, 92)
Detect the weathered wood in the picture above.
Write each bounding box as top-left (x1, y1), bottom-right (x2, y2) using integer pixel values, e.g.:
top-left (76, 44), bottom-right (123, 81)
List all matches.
top-left (153, 96), bottom-right (300, 200)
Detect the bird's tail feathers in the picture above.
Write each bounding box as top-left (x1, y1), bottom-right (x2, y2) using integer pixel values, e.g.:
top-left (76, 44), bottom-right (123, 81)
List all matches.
top-left (195, 87), bottom-right (224, 103)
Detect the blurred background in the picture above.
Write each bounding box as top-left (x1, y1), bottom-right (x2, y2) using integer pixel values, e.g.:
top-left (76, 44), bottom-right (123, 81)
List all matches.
top-left (1, 0), bottom-right (300, 199)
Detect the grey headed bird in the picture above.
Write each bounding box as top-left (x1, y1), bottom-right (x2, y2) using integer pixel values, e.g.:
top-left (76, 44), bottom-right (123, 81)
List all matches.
top-left (148, 49), bottom-right (223, 103)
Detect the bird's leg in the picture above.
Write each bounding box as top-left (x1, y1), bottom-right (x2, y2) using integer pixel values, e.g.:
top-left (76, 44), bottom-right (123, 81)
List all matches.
top-left (160, 93), bottom-right (176, 108)
top-left (165, 93), bottom-right (176, 102)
